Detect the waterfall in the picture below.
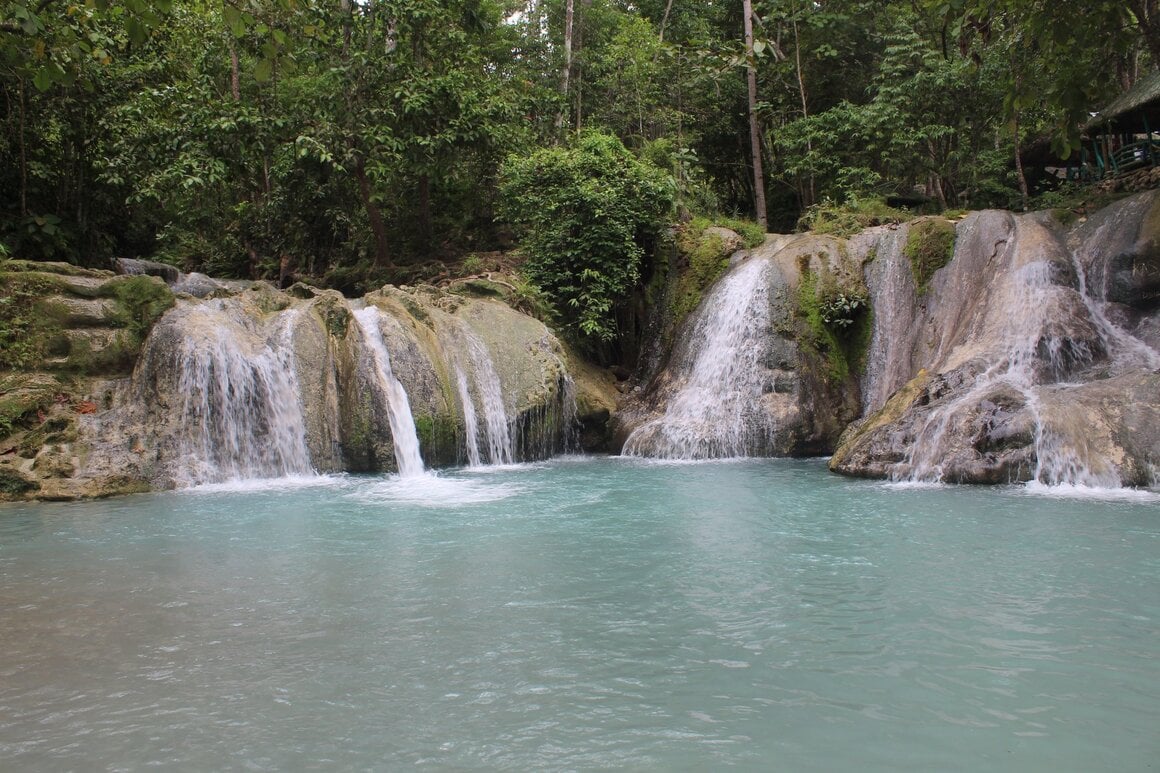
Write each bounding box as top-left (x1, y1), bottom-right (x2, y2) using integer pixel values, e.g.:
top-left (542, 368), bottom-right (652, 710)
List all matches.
top-left (446, 323), bottom-right (515, 467)
top-left (623, 257), bottom-right (775, 459)
top-left (166, 303), bottom-right (313, 486)
top-left (352, 306), bottom-right (426, 477)
top-left (898, 219), bottom-right (1160, 487)
top-left (453, 365), bottom-right (483, 466)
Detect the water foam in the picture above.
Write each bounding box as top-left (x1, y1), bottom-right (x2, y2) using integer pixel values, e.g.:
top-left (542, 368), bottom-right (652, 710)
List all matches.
top-left (351, 471), bottom-right (527, 507)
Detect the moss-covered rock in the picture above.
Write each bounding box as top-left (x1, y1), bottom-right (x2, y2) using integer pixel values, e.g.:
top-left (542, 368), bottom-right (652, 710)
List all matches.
top-left (0, 467), bottom-right (40, 498)
top-left (903, 217), bottom-right (956, 295)
top-left (0, 373), bottom-right (64, 440)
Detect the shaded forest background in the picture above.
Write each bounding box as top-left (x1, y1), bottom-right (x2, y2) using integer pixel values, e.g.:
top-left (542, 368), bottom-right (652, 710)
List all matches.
top-left (2, 1), bottom-right (1156, 304)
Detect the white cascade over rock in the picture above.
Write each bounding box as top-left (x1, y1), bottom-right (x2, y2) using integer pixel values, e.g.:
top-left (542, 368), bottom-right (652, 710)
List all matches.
top-left (159, 301), bottom-right (314, 486)
top-left (445, 320), bottom-right (514, 467)
top-left (622, 256), bottom-right (777, 459)
top-left (352, 306), bottom-right (426, 477)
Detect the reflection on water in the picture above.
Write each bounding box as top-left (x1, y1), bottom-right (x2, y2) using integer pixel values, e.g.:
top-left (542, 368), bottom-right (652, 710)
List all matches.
top-left (0, 458), bottom-right (1158, 771)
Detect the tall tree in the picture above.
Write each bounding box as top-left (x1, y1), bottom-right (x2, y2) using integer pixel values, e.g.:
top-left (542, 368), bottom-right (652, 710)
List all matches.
top-left (742, 0), bottom-right (766, 228)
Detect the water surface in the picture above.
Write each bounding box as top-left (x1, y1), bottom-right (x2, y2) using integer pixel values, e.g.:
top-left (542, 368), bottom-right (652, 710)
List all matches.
top-left (1, 459), bottom-right (1157, 770)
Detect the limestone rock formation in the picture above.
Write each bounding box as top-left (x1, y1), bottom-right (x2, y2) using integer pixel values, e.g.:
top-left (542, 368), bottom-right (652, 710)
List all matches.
top-left (614, 231), bottom-right (866, 458)
top-left (831, 192), bottom-right (1160, 487)
top-left (78, 280), bottom-right (578, 491)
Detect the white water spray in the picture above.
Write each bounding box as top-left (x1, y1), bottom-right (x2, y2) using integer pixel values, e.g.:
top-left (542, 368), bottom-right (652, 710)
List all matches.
top-left (168, 304), bottom-right (313, 486)
top-left (899, 221), bottom-right (1160, 488)
top-left (623, 257), bottom-right (776, 459)
top-left (352, 306), bottom-right (425, 477)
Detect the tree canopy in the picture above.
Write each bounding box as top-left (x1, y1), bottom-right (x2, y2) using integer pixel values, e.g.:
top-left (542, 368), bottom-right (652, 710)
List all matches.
top-left (2, 0), bottom-right (1156, 342)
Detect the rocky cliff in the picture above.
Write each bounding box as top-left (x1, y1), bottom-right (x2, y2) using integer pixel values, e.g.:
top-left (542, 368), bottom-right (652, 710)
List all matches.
top-left (5, 191), bottom-right (1158, 500)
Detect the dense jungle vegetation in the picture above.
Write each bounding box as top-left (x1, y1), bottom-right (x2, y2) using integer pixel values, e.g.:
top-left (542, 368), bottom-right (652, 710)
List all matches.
top-left (2, 1), bottom-right (1157, 352)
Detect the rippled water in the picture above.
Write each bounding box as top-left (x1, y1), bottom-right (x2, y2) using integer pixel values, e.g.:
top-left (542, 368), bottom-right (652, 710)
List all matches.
top-left (1, 459), bottom-right (1158, 770)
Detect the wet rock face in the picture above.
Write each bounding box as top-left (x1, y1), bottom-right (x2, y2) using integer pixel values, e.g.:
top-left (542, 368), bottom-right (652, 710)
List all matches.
top-left (615, 233), bottom-right (866, 458)
top-left (832, 192), bottom-right (1160, 488)
top-left (79, 281), bottom-right (580, 490)
top-left (5, 266), bottom-right (583, 499)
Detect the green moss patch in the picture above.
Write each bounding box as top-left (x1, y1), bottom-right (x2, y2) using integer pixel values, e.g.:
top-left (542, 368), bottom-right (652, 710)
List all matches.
top-left (0, 273), bottom-right (71, 369)
top-left (413, 412), bottom-right (460, 465)
top-left (1, 260), bottom-right (111, 278)
top-left (0, 467), bottom-right (40, 497)
top-left (795, 261), bottom-right (872, 384)
top-left (904, 218), bottom-right (956, 294)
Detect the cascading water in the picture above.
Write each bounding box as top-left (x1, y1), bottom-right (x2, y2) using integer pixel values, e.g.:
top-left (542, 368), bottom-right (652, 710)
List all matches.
top-left (898, 218), bottom-right (1160, 487)
top-left (446, 323), bottom-right (514, 467)
top-left (452, 366), bottom-right (483, 466)
top-left (167, 303), bottom-right (314, 486)
top-left (352, 306), bottom-right (426, 477)
top-left (622, 256), bottom-right (776, 459)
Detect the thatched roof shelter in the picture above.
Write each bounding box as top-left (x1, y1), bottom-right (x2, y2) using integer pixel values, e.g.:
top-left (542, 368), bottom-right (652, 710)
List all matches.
top-left (1088, 70), bottom-right (1160, 132)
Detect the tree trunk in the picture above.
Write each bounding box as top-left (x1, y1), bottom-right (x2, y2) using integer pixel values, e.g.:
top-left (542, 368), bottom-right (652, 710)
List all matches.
top-left (1129, 0), bottom-right (1160, 67)
top-left (574, 0), bottom-right (589, 131)
top-left (228, 38), bottom-right (241, 101)
top-left (790, 3), bottom-right (813, 207)
top-left (658, 0), bottom-right (674, 44)
top-left (557, 0), bottom-right (574, 131)
top-left (18, 80), bottom-right (28, 217)
top-left (353, 159), bottom-right (392, 267)
top-left (743, 0), bottom-right (767, 229)
top-left (340, 0), bottom-right (353, 59)
top-left (1013, 110), bottom-right (1029, 212)
top-left (417, 174), bottom-right (432, 253)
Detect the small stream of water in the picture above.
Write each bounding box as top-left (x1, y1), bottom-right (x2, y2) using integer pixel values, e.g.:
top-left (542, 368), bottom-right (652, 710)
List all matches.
top-left (623, 257), bottom-right (777, 459)
top-left (352, 306), bottom-right (426, 477)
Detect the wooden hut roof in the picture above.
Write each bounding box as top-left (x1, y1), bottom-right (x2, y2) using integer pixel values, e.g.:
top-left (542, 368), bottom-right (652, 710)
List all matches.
top-left (1088, 70), bottom-right (1160, 131)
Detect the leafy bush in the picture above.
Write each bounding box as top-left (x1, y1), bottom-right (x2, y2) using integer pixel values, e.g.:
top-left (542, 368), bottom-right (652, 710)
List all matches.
top-left (820, 291), bottom-right (868, 329)
top-left (498, 131), bottom-right (674, 346)
top-left (798, 198), bottom-right (912, 237)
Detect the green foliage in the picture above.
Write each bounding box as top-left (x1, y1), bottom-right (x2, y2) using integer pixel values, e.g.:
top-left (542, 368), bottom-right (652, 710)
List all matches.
top-left (640, 139), bottom-right (719, 215)
top-left (798, 198), bottom-right (913, 237)
top-left (1, 0), bottom-right (1154, 311)
top-left (709, 217), bottom-right (766, 249)
top-left (820, 291), bottom-right (868, 329)
top-left (796, 265), bottom-right (872, 384)
top-left (460, 255), bottom-right (484, 275)
top-left (904, 218), bottom-right (957, 294)
top-left (11, 214), bottom-right (71, 261)
top-left (498, 131), bottom-right (674, 346)
top-left (505, 273), bottom-right (557, 325)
